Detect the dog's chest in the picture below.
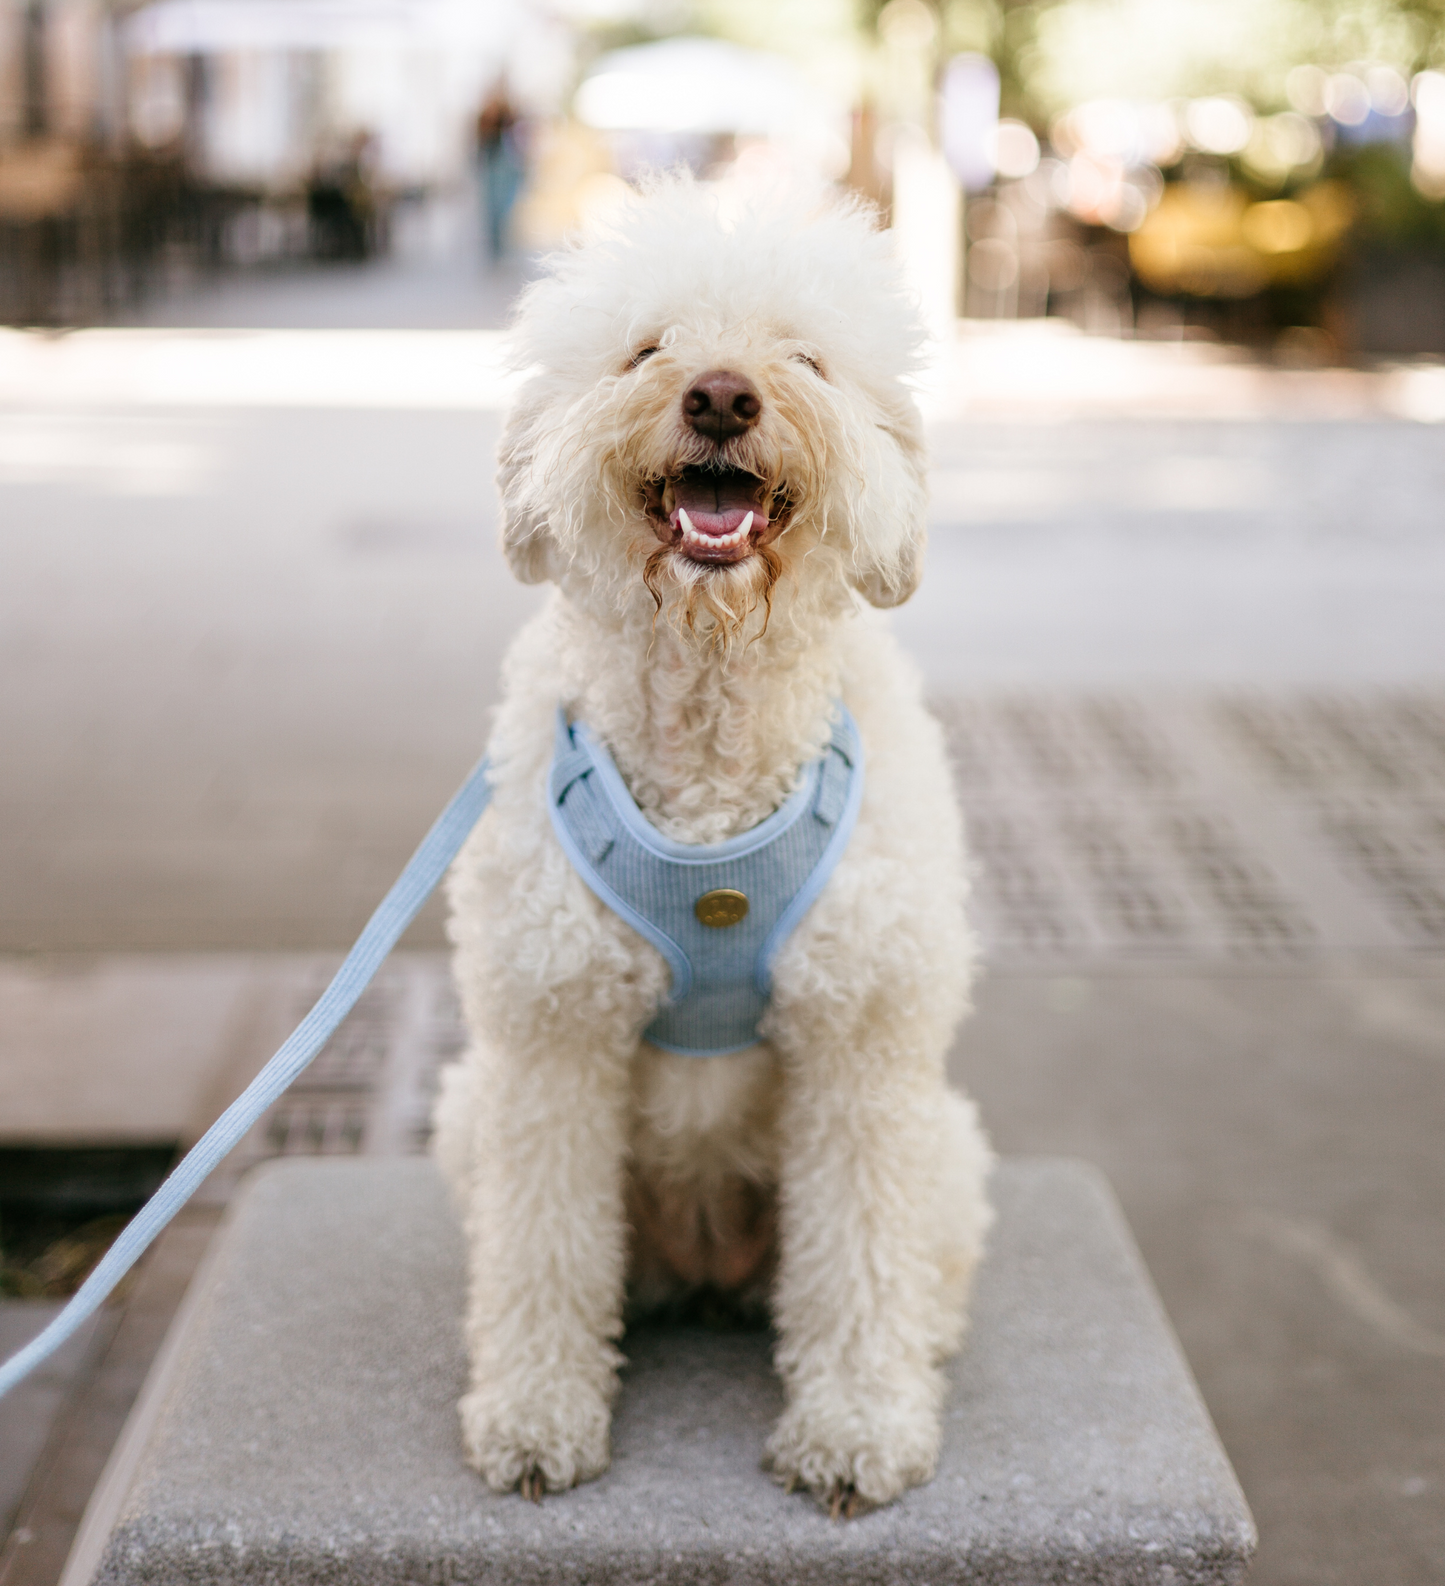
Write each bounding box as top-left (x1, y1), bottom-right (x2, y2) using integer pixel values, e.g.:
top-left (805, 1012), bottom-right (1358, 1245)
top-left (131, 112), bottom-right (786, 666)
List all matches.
top-left (578, 639), bottom-right (840, 845)
top-left (631, 1042), bottom-right (780, 1185)
top-left (611, 730), bottom-right (799, 846)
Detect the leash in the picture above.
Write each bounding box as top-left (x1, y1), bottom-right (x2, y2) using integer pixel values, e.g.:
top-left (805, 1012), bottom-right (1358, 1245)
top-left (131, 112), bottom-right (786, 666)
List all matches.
top-left (0, 754), bottom-right (493, 1401)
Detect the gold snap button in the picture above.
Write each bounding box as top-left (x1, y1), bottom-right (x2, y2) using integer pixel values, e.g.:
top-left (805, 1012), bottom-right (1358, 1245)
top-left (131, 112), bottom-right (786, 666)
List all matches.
top-left (695, 888), bottom-right (749, 928)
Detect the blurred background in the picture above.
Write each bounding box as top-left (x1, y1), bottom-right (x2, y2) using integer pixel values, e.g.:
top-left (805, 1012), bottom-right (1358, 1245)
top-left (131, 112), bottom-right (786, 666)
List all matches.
top-left (4, 0), bottom-right (1445, 343)
top-left (2, 3), bottom-right (1445, 1586)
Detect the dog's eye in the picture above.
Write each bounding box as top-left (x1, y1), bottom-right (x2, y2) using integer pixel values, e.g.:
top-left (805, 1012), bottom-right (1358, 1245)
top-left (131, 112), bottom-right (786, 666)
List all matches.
top-left (628, 346), bottom-right (659, 369)
top-left (792, 353), bottom-right (824, 378)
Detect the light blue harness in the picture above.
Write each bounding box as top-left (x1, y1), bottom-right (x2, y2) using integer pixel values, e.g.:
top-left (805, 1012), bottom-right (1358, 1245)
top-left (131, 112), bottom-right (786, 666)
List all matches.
top-left (548, 707), bottom-right (865, 1056)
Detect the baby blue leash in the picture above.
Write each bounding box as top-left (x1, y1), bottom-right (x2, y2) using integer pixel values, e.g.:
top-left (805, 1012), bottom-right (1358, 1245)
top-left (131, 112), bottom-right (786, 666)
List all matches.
top-left (0, 753), bottom-right (494, 1402)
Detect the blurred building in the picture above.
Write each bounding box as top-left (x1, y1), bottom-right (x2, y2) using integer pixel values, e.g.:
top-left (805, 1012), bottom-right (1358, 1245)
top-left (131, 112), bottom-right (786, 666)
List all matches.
top-left (5, 0), bottom-right (1445, 354)
top-left (0, 0), bottom-right (571, 320)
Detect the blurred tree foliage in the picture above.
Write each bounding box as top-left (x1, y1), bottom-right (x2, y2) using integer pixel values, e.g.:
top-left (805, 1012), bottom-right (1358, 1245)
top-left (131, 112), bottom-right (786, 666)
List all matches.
top-left (1331, 140), bottom-right (1445, 240)
top-left (848, 0), bottom-right (1445, 116)
top-left (989, 0), bottom-right (1443, 114)
top-left (849, 0), bottom-right (1445, 247)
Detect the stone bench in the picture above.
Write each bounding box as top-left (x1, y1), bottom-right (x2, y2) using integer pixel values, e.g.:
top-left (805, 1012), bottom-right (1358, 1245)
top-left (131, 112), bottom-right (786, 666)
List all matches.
top-left (64, 1157), bottom-right (1255, 1586)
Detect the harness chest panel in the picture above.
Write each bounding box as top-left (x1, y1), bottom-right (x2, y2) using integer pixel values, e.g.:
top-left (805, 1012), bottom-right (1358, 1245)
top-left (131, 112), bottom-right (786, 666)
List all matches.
top-left (547, 708), bottom-right (865, 1057)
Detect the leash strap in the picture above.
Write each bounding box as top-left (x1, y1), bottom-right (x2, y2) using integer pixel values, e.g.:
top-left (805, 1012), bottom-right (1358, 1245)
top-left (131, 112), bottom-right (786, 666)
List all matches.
top-left (0, 754), bottom-right (493, 1401)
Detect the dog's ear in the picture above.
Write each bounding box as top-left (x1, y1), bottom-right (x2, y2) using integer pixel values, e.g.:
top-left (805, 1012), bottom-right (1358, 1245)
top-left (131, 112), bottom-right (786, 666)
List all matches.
top-left (496, 395), bottom-right (556, 585)
top-left (849, 410), bottom-right (928, 609)
top-left (852, 524), bottom-right (924, 608)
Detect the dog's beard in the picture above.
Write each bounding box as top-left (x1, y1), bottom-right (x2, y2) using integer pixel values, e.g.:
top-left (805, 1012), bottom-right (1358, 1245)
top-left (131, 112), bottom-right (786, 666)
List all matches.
top-left (642, 540), bottom-right (785, 651)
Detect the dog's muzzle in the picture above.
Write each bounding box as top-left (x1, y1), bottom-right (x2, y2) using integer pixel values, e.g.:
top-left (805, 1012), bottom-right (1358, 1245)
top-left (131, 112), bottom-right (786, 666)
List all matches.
top-left (641, 367), bottom-right (783, 566)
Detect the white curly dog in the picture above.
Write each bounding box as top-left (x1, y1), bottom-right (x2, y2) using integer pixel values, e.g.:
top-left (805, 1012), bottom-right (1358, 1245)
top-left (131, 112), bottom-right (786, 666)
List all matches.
top-left (432, 178), bottom-right (993, 1518)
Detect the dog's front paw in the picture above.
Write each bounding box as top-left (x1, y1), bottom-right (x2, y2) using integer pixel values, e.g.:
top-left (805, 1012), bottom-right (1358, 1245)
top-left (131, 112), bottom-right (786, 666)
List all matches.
top-left (764, 1387), bottom-right (941, 1515)
top-left (459, 1383), bottom-right (611, 1497)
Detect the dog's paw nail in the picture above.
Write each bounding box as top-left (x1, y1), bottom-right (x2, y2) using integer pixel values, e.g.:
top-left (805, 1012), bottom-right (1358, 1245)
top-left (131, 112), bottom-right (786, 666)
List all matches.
top-left (827, 1481), bottom-right (863, 1521)
top-left (519, 1466), bottom-right (545, 1503)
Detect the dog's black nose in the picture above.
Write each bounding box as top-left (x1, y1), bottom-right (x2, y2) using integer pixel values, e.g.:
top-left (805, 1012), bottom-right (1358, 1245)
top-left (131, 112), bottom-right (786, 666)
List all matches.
top-left (682, 370), bottom-right (762, 442)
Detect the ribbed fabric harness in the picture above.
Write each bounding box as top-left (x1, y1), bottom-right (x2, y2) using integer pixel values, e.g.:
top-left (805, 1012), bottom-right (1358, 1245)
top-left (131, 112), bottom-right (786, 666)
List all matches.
top-left (548, 705), bottom-right (865, 1056)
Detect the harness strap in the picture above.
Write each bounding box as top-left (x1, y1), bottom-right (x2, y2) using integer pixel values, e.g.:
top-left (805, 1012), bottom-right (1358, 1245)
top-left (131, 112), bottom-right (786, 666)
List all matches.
top-left (757, 711), bottom-right (865, 996)
top-left (552, 715), bottom-right (617, 866)
top-left (813, 733), bottom-right (852, 827)
top-left (0, 752), bottom-right (495, 1402)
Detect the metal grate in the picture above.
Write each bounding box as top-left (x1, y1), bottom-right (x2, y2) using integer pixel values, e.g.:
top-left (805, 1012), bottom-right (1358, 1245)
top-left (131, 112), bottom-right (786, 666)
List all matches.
top-left (220, 958), bottom-right (466, 1179)
top-left (1214, 696), bottom-right (1445, 792)
top-left (1162, 808), bottom-right (1318, 950)
top-left (1057, 807), bottom-right (1190, 947)
top-left (965, 809), bottom-right (1087, 954)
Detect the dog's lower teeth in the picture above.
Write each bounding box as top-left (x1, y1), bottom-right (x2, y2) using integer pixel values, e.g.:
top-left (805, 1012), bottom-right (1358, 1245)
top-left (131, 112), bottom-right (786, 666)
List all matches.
top-left (675, 505), bottom-right (756, 553)
top-left (682, 526), bottom-right (747, 550)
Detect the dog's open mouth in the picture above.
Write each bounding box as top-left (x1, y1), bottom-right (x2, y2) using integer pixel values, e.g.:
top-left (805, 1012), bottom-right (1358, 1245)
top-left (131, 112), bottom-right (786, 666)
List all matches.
top-left (644, 467), bottom-right (775, 566)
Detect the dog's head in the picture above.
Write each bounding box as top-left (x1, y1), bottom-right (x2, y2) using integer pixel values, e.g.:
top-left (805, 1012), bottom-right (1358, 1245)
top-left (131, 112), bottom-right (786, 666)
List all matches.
top-left (497, 178), bottom-right (929, 647)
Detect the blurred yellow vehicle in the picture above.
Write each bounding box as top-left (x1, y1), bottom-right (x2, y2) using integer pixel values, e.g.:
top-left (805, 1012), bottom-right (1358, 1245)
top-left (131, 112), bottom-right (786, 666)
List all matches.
top-left (1129, 180), bottom-right (1354, 297)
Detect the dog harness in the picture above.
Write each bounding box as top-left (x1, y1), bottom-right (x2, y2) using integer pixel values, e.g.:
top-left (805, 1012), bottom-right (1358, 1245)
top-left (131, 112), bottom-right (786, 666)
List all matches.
top-left (548, 706), bottom-right (865, 1056)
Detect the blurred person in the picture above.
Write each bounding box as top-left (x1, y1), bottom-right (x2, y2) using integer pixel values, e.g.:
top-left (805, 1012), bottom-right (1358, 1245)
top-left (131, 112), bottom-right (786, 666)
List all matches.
top-left (308, 129), bottom-right (382, 262)
top-left (476, 81), bottom-right (524, 264)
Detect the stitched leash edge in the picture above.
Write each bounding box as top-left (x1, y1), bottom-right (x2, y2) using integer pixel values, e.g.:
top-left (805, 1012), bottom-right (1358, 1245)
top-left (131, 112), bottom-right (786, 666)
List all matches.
top-left (0, 753), bottom-right (493, 1402)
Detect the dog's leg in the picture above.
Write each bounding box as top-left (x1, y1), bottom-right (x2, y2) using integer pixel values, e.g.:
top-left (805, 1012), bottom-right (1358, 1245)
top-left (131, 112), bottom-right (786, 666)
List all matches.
top-left (449, 1006), bottom-right (638, 1498)
top-left (763, 1000), bottom-right (993, 1514)
top-left (462, 1036), bottom-right (630, 1497)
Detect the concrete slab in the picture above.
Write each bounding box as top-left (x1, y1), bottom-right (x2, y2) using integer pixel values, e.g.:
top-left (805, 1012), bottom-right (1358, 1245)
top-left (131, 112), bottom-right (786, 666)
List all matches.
top-left (75, 1157), bottom-right (1253, 1586)
top-left (0, 956), bottom-right (336, 1148)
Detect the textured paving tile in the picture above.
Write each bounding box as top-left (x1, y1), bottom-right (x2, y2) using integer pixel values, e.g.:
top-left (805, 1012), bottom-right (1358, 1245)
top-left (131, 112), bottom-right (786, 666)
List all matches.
top-left (934, 692), bottom-right (1445, 962)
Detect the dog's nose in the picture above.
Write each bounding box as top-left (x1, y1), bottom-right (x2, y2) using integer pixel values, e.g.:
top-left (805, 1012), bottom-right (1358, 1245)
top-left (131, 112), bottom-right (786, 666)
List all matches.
top-left (682, 370), bottom-right (762, 442)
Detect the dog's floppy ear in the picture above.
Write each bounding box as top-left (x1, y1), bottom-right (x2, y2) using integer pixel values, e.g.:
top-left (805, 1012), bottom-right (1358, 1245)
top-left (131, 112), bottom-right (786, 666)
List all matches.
top-left (495, 395), bottom-right (556, 585)
top-left (853, 523), bottom-right (924, 608)
top-left (850, 409), bottom-right (928, 609)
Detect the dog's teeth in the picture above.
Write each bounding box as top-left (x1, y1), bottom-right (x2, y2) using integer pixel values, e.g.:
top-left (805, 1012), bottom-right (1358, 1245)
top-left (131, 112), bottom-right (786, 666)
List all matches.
top-left (674, 506), bottom-right (758, 553)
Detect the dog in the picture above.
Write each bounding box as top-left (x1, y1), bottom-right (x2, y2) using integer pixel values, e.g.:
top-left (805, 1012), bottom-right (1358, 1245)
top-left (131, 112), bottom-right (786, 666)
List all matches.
top-left (431, 176), bottom-right (993, 1517)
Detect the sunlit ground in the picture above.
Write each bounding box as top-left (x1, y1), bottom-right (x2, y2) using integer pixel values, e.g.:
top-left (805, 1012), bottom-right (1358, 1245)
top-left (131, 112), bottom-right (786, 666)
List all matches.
top-left (3, 320), bottom-right (1441, 756)
top-left (5, 318), bottom-right (1445, 416)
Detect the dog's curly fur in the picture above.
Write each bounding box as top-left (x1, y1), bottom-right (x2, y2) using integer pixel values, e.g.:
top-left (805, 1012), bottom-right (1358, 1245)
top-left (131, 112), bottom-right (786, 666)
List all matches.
top-left (431, 177), bottom-right (994, 1515)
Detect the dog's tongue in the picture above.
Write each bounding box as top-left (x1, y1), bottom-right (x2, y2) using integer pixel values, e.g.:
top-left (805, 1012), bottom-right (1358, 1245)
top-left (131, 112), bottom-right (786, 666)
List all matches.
top-left (669, 470), bottom-right (768, 539)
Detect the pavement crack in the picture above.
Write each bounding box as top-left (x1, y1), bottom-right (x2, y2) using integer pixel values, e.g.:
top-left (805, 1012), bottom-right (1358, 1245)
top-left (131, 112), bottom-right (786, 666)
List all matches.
top-left (1244, 1210), bottom-right (1445, 1357)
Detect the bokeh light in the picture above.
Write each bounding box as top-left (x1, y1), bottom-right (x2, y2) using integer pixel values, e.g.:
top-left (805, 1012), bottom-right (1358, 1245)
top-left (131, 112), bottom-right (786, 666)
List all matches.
top-left (1184, 97), bottom-right (1254, 156)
